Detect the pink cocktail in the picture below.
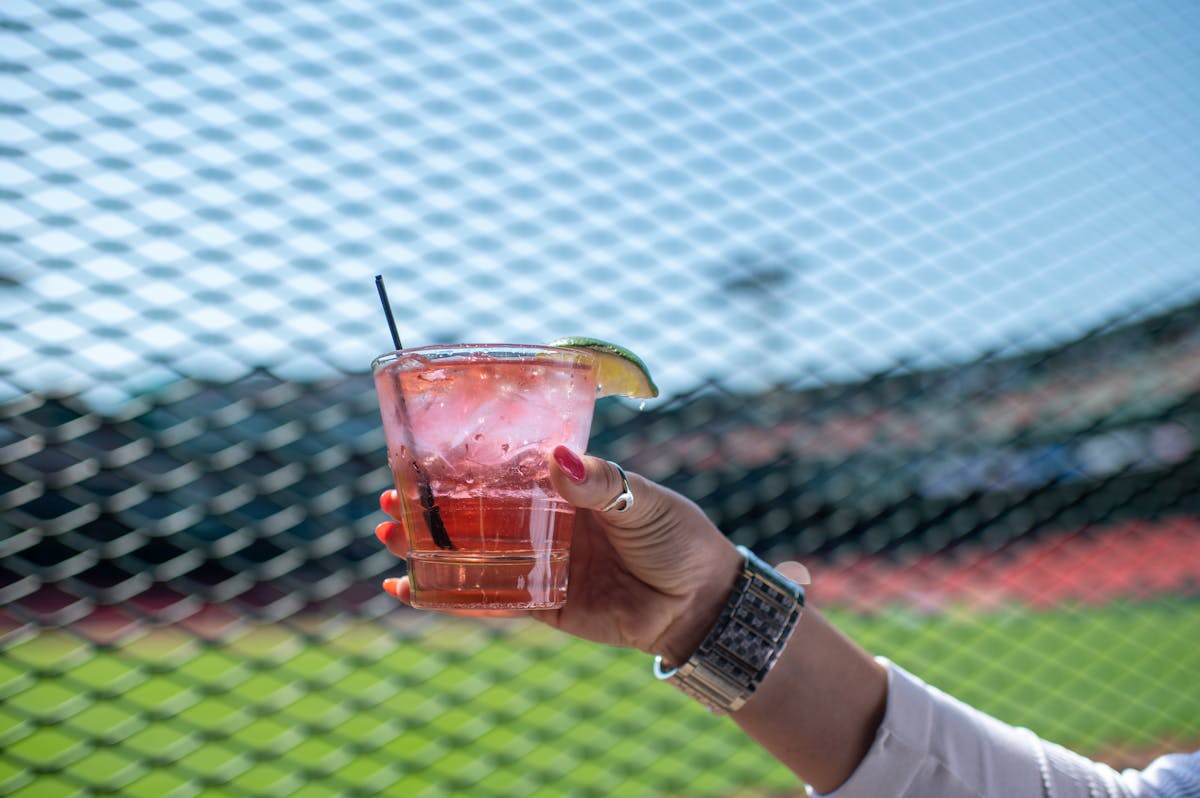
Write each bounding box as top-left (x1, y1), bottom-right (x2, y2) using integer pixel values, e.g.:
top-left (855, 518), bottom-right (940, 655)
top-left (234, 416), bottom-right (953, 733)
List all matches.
top-left (372, 344), bottom-right (598, 609)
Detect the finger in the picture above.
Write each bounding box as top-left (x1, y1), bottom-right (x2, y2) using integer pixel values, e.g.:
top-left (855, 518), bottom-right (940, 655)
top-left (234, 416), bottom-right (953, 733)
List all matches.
top-left (380, 489), bottom-right (403, 521)
top-left (549, 446), bottom-right (657, 527)
top-left (776, 560), bottom-right (812, 586)
top-left (375, 521), bottom-right (407, 558)
top-left (382, 576), bottom-right (412, 603)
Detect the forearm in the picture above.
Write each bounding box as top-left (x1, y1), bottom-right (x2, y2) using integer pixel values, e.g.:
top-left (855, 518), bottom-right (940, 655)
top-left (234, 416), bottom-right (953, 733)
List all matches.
top-left (651, 548), bottom-right (889, 795)
top-left (732, 608), bottom-right (888, 795)
top-left (656, 549), bottom-right (1103, 797)
top-left (663, 569), bottom-right (1193, 797)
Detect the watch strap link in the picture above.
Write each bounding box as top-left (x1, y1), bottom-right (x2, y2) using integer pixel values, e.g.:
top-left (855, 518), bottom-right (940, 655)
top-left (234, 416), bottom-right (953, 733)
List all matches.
top-left (654, 545), bottom-right (805, 714)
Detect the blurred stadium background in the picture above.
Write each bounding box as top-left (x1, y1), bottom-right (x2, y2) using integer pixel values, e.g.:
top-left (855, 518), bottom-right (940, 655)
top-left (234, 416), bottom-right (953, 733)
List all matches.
top-left (3, 1), bottom-right (1199, 796)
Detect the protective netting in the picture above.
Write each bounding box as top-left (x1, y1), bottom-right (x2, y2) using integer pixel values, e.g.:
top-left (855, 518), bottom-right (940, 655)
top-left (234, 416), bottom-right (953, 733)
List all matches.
top-left (3, 1), bottom-right (1199, 795)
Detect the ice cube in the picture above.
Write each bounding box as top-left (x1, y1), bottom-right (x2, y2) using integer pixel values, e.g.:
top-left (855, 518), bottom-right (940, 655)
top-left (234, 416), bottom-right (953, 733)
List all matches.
top-left (510, 445), bottom-right (551, 481)
top-left (417, 369), bottom-right (450, 383)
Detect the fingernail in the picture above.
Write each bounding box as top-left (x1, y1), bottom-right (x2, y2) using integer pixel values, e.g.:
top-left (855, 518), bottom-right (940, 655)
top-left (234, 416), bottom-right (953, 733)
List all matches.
top-left (375, 522), bottom-right (390, 543)
top-left (382, 578), bottom-right (402, 598)
top-left (554, 445), bottom-right (586, 483)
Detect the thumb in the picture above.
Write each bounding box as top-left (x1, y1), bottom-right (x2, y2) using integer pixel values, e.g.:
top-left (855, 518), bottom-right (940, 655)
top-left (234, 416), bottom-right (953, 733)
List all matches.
top-left (550, 446), bottom-right (654, 527)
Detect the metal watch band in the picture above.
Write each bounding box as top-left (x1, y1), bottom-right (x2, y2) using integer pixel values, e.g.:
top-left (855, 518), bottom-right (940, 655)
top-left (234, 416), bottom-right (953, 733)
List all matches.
top-left (654, 545), bottom-right (806, 715)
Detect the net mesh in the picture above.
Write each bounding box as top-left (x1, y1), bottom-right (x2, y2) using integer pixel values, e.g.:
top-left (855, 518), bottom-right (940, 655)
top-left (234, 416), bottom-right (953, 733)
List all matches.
top-left (3, 1), bottom-right (1199, 795)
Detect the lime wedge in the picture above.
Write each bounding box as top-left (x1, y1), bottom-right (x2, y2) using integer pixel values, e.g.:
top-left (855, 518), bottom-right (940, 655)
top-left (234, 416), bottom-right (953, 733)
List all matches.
top-left (547, 336), bottom-right (659, 399)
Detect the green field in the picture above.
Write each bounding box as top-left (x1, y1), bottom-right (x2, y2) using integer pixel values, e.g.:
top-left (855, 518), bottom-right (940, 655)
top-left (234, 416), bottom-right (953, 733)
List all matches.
top-left (3, 599), bottom-right (1198, 798)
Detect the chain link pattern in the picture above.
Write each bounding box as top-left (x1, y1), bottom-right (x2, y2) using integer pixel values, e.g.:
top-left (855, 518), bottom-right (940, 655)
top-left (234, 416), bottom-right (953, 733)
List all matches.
top-left (3, 1), bottom-right (1199, 795)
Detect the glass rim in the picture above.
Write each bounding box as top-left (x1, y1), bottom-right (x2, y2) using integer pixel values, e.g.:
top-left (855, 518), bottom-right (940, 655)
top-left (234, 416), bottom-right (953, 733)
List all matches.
top-left (371, 342), bottom-right (595, 371)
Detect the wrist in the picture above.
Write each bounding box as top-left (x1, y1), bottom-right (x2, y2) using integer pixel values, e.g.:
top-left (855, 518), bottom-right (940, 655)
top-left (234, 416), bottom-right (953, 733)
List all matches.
top-left (654, 545), bottom-right (743, 666)
top-left (654, 546), bottom-right (807, 715)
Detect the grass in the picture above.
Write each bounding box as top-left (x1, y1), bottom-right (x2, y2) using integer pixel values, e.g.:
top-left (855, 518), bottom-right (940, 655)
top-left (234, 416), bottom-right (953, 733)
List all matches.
top-left (2, 598), bottom-right (1198, 797)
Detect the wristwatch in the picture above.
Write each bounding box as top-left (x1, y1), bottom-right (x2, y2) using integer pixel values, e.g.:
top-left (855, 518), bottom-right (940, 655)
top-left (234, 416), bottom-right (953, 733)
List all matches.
top-left (654, 545), bottom-right (806, 714)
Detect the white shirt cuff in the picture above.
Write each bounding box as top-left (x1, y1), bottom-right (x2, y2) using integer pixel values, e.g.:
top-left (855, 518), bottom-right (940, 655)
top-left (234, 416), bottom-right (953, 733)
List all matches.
top-left (809, 658), bottom-right (1046, 798)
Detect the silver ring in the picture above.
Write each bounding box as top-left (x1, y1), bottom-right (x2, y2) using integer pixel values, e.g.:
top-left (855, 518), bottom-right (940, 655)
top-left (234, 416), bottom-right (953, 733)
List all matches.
top-left (601, 461), bottom-right (634, 513)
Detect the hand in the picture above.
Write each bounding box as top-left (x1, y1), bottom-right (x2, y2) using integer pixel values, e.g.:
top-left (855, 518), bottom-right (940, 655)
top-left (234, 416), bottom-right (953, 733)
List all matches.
top-left (375, 446), bottom-right (743, 664)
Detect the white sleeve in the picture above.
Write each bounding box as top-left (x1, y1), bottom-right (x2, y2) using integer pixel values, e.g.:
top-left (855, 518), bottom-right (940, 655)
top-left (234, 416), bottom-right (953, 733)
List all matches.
top-left (810, 659), bottom-right (1200, 798)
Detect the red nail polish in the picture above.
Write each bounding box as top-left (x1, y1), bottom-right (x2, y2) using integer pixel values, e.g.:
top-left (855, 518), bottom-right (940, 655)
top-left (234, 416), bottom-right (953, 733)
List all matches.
top-left (554, 446), bottom-right (586, 483)
top-left (382, 578), bottom-right (402, 598)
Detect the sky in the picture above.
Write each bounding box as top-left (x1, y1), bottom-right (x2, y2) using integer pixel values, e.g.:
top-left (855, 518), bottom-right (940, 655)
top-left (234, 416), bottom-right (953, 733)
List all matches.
top-left (3, 0), bottom-right (1199, 410)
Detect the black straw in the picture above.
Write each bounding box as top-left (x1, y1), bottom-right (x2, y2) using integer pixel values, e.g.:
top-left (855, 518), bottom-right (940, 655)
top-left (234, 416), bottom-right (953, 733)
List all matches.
top-left (375, 274), bottom-right (403, 350)
top-left (372, 275), bottom-right (455, 550)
